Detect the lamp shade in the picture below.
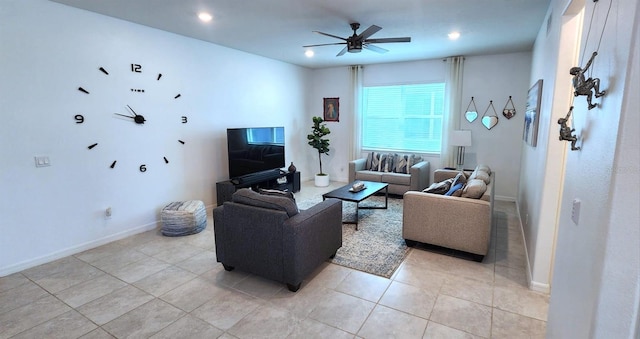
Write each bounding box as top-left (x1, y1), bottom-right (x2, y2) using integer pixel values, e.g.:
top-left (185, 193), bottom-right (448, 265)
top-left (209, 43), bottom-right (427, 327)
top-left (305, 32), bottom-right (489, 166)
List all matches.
top-left (450, 130), bottom-right (472, 147)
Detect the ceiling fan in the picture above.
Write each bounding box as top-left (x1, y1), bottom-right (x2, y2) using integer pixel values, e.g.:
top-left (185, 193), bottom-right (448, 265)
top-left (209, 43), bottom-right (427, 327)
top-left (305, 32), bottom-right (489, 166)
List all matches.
top-left (303, 23), bottom-right (411, 57)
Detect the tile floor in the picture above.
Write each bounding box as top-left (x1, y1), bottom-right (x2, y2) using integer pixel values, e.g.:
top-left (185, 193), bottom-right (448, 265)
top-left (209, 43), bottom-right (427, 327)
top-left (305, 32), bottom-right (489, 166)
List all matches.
top-left (0, 181), bottom-right (548, 338)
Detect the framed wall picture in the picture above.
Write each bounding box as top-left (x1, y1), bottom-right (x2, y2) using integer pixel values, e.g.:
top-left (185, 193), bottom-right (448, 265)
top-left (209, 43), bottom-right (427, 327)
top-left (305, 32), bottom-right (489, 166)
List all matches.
top-left (323, 97), bottom-right (339, 122)
top-left (523, 79), bottom-right (543, 147)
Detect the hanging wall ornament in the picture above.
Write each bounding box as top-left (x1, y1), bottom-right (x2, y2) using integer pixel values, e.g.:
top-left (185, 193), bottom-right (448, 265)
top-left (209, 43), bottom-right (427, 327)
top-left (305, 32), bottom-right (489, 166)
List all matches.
top-left (558, 106), bottom-right (581, 151)
top-left (569, 0), bottom-right (610, 110)
top-left (502, 96), bottom-right (516, 119)
top-left (464, 97), bottom-right (479, 123)
top-left (481, 100), bottom-right (499, 130)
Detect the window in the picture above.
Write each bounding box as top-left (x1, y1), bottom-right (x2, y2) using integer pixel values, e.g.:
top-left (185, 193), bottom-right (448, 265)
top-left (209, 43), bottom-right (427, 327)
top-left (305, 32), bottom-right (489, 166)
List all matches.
top-left (362, 83), bottom-right (445, 153)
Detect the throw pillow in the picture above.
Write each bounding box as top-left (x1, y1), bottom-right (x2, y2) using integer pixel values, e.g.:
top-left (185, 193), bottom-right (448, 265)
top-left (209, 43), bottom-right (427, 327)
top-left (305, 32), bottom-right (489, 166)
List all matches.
top-left (380, 153), bottom-right (394, 172)
top-left (473, 170), bottom-right (491, 184)
top-left (369, 152), bottom-right (381, 171)
top-left (445, 182), bottom-right (464, 196)
top-left (232, 188), bottom-right (299, 217)
top-left (477, 164), bottom-right (492, 175)
top-left (423, 178), bottom-right (454, 195)
top-left (452, 171), bottom-right (468, 187)
top-left (461, 179), bottom-right (487, 199)
top-left (393, 154), bottom-right (408, 173)
top-left (406, 154), bottom-right (423, 174)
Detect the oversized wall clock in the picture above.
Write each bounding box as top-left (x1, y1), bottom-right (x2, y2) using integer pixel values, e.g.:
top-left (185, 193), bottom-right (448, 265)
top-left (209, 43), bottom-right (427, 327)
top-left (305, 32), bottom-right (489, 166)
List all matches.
top-left (75, 63), bottom-right (187, 172)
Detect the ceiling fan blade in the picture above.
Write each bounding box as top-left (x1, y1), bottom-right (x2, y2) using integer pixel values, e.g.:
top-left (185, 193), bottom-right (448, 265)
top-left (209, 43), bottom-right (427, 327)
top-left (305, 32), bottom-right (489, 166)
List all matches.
top-left (336, 46), bottom-right (348, 57)
top-left (363, 44), bottom-right (388, 54)
top-left (313, 31), bottom-right (347, 41)
top-left (358, 25), bottom-right (382, 40)
top-left (365, 37), bottom-right (412, 43)
top-left (303, 42), bottom-right (347, 48)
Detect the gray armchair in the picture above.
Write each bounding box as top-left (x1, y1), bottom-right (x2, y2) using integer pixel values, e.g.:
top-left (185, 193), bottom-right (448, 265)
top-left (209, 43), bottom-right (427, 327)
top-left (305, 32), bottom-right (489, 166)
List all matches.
top-left (213, 189), bottom-right (342, 292)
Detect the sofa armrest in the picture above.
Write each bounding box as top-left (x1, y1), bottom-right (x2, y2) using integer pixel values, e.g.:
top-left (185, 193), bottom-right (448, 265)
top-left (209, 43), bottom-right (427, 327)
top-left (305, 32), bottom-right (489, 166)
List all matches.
top-left (282, 198), bottom-right (343, 284)
top-left (402, 191), bottom-right (491, 256)
top-left (409, 161), bottom-right (430, 191)
top-left (349, 158), bottom-right (367, 182)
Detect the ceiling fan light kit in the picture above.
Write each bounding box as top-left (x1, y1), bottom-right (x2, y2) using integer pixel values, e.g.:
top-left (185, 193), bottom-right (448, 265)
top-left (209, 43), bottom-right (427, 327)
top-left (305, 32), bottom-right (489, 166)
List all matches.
top-left (303, 22), bottom-right (411, 57)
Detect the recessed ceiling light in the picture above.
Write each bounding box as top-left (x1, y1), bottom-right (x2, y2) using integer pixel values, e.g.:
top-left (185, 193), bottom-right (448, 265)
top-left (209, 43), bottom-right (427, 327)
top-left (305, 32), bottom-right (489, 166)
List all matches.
top-left (305, 50), bottom-right (314, 58)
top-left (198, 12), bottom-right (213, 22)
top-left (448, 31), bottom-right (460, 40)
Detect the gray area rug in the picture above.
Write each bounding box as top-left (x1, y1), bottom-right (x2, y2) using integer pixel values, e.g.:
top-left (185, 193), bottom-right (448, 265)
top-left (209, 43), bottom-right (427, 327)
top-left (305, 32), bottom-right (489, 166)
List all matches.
top-left (298, 194), bottom-right (409, 278)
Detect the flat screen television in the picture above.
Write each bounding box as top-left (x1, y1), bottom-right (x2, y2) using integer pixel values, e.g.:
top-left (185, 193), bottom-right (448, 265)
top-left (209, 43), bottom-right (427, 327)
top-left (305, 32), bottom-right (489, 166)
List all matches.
top-left (226, 127), bottom-right (285, 180)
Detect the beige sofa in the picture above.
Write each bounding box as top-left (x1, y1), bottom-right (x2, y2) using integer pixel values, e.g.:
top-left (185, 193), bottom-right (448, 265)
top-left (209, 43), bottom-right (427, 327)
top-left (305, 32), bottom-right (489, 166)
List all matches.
top-left (348, 154), bottom-right (430, 196)
top-left (402, 167), bottom-right (495, 261)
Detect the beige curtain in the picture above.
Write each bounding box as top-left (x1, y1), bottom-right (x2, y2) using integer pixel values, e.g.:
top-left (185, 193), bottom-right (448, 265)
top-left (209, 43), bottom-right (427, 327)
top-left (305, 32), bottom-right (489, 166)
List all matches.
top-left (442, 56), bottom-right (465, 168)
top-left (349, 65), bottom-right (363, 160)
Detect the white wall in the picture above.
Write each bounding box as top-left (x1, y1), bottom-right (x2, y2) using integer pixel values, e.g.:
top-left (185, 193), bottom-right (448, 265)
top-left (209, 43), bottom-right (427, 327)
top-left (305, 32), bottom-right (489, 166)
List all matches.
top-left (521, 0), bottom-right (640, 337)
top-left (460, 52), bottom-right (532, 200)
top-left (309, 54), bottom-right (531, 200)
top-left (518, 0), bottom-right (584, 293)
top-left (0, 0), bottom-right (311, 275)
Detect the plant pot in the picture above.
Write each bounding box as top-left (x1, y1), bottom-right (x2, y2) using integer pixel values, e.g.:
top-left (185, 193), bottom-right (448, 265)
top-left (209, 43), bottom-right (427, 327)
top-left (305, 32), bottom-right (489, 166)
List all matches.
top-left (314, 174), bottom-right (330, 187)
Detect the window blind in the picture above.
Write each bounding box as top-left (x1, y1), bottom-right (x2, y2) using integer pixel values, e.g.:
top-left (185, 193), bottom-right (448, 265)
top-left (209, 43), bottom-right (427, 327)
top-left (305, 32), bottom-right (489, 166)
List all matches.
top-left (362, 83), bottom-right (445, 153)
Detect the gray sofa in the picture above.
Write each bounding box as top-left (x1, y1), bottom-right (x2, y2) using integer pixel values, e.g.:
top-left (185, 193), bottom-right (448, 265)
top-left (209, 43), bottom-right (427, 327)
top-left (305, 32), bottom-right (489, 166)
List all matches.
top-left (402, 167), bottom-right (495, 261)
top-left (213, 188), bottom-right (342, 291)
top-left (348, 154), bottom-right (430, 195)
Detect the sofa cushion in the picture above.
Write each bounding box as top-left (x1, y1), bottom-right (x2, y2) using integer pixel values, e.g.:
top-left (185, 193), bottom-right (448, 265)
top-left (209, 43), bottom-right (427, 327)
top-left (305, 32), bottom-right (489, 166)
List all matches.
top-left (476, 164), bottom-right (492, 175)
top-left (355, 170), bottom-right (383, 182)
top-left (381, 172), bottom-right (411, 186)
top-left (461, 179), bottom-right (487, 199)
top-left (445, 183), bottom-right (464, 196)
top-left (470, 170), bottom-right (490, 184)
top-left (258, 188), bottom-right (296, 202)
top-left (423, 178), bottom-right (454, 195)
top-left (232, 188), bottom-right (299, 217)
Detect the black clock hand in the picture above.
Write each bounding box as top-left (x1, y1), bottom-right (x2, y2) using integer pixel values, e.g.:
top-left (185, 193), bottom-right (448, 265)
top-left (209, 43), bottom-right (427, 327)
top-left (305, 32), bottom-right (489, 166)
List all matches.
top-left (126, 105), bottom-right (139, 116)
top-left (114, 112), bottom-right (146, 124)
top-left (115, 113), bottom-right (134, 119)
top-left (125, 105), bottom-right (146, 124)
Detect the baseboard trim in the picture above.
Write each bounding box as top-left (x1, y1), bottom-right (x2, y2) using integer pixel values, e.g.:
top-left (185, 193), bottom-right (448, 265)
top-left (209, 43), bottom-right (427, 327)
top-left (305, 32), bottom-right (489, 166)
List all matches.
top-left (530, 280), bottom-right (551, 293)
top-left (514, 200), bottom-right (551, 294)
top-left (0, 222), bottom-right (159, 277)
top-left (495, 195), bottom-right (516, 202)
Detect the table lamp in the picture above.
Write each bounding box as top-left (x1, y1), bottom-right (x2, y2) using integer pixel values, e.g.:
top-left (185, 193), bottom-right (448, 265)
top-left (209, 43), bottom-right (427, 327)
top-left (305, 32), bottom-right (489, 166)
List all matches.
top-left (450, 130), bottom-right (472, 170)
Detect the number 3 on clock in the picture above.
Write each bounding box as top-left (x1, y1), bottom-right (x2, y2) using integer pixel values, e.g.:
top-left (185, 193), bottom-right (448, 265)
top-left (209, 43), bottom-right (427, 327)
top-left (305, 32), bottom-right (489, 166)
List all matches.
top-left (131, 64), bottom-right (142, 73)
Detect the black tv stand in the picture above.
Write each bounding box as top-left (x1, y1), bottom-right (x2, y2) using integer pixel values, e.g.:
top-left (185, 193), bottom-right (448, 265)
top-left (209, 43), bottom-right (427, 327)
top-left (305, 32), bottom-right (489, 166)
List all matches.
top-left (216, 171), bottom-right (301, 206)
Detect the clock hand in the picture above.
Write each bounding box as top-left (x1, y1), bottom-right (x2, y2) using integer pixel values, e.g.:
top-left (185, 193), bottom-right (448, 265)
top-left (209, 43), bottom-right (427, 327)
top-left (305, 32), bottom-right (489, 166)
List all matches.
top-left (115, 113), bottom-right (134, 119)
top-left (114, 112), bottom-right (146, 124)
top-left (126, 105), bottom-right (139, 117)
top-left (125, 105), bottom-right (146, 124)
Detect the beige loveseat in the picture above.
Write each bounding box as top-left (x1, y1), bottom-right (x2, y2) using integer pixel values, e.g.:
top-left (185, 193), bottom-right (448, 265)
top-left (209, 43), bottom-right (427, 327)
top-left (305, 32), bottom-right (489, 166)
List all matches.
top-left (348, 153), bottom-right (430, 196)
top-left (402, 166), bottom-right (495, 261)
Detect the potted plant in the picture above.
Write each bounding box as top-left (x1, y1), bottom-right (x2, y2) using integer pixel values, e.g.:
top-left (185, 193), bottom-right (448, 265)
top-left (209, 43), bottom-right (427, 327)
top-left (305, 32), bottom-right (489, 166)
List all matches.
top-left (307, 116), bottom-right (331, 186)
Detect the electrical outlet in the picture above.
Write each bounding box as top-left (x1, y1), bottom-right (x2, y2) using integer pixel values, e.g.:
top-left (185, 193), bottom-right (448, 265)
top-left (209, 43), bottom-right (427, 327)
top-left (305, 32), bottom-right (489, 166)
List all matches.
top-left (105, 207), bottom-right (112, 219)
top-left (34, 156), bottom-right (50, 167)
top-left (571, 199), bottom-right (581, 225)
